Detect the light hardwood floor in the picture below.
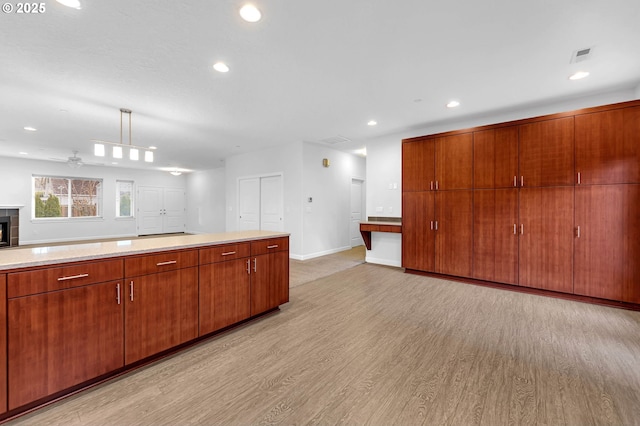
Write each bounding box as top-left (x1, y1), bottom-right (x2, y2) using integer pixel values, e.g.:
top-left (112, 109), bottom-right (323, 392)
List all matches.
top-left (7, 263), bottom-right (640, 425)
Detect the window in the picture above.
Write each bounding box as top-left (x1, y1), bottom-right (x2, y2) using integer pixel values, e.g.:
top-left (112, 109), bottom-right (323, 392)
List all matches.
top-left (33, 176), bottom-right (102, 219)
top-left (116, 180), bottom-right (134, 218)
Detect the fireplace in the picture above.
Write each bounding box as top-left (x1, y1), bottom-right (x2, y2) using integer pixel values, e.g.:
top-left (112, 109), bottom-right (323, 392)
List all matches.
top-left (0, 216), bottom-right (10, 247)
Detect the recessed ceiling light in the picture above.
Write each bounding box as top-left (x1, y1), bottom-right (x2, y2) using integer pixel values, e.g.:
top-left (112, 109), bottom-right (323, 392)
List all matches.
top-left (149, 146), bottom-right (157, 150)
top-left (213, 62), bottom-right (230, 73)
top-left (239, 4), bottom-right (262, 22)
top-left (19, 152), bottom-right (28, 155)
top-left (56, 0), bottom-right (81, 9)
top-left (23, 126), bottom-right (37, 131)
top-left (446, 100), bottom-right (460, 108)
top-left (569, 71), bottom-right (590, 80)
top-left (367, 120), bottom-right (377, 126)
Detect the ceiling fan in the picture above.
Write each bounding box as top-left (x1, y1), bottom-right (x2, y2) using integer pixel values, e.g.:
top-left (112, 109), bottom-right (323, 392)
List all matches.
top-left (48, 150), bottom-right (103, 168)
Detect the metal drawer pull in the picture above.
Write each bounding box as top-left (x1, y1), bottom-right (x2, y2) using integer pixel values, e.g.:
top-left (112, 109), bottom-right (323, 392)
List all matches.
top-left (116, 283), bottom-right (121, 305)
top-left (221, 251), bottom-right (236, 256)
top-left (57, 273), bottom-right (89, 281)
top-left (267, 245), bottom-right (279, 249)
top-left (156, 260), bottom-right (177, 266)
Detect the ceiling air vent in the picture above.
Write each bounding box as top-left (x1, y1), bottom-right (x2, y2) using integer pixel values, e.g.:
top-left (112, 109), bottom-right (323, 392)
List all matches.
top-left (570, 47), bottom-right (594, 64)
top-left (320, 135), bottom-right (351, 145)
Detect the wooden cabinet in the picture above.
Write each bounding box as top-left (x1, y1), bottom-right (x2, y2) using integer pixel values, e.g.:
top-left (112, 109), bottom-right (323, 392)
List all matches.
top-left (402, 192), bottom-right (435, 271)
top-left (250, 238), bottom-right (289, 316)
top-left (472, 189), bottom-right (518, 284)
top-left (518, 187), bottom-right (574, 293)
top-left (0, 274), bottom-right (6, 415)
top-left (199, 243), bottom-right (251, 335)
top-left (574, 184), bottom-right (640, 303)
top-left (473, 126), bottom-right (519, 189)
top-left (402, 137), bottom-right (435, 191)
top-left (124, 251), bottom-right (198, 364)
top-left (435, 191), bottom-right (473, 277)
top-left (575, 106), bottom-right (640, 185)
top-left (435, 133), bottom-right (473, 190)
top-left (7, 280), bottom-right (124, 409)
top-left (519, 117), bottom-right (575, 187)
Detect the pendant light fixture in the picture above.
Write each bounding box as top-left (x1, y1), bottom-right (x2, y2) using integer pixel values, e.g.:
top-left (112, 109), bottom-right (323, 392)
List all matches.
top-left (92, 108), bottom-right (155, 163)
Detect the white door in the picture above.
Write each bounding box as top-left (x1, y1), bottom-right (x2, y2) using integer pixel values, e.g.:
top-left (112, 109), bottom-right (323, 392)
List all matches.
top-left (163, 188), bottom-right (186, 234)
top-left (138, 186), bottom-right (185, 235)
top-left (260, 175), bottom-right (283, 232)
top-left (350, 179), bottom-right (364, 247)
top-left (138, 186), bottom-right (163, 235)
top-left (238, 178), bottom-right (260, 231)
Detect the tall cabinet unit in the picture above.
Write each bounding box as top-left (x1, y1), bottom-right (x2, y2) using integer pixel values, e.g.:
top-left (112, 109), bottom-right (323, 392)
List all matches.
top-left (402, 99), bottom-right (640, 307)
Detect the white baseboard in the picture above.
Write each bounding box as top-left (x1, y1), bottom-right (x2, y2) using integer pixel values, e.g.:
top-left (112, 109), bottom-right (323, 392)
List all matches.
top-left (365, 256), bottom-right (402, 268)
top-left (291, 246), bottom-right (352, 261)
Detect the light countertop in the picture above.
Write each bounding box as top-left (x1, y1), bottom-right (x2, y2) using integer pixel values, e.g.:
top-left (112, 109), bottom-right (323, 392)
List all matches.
top-left (0, 231), bottom-right (289, 272)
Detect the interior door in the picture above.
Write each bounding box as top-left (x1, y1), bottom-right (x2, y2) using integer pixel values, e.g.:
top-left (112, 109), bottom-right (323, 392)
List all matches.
top-left (238, 178), bottom-right (260, 231)
top-left (350, 179), bottom-right (364, 247)
top-left (260, 175), bottom-right (283, 232)
top-left (163, 188), bottom-right (185, 234)
top-left (138, 186), bottom-right (163, 235)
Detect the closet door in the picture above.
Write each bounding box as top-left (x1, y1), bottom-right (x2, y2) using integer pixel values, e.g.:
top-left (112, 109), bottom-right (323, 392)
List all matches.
top-left (435, 190), bottom-right (473, 277)
top-left (518, 187), bottom-right (574, 293)
top-left (402, 138), bottom-right (435, 192)
top-left (402, 192), bottom-right (435, 272)
top-left (519, 117), bottom-right (574, 187)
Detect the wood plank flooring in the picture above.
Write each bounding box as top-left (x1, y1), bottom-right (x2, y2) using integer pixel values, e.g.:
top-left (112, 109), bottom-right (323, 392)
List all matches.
top-left (6, 263), bottom-right (640, 425)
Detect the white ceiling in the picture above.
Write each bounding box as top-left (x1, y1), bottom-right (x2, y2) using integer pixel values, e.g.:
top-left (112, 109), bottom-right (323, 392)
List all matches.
top-left (1, 0), bottom-right (639, 172)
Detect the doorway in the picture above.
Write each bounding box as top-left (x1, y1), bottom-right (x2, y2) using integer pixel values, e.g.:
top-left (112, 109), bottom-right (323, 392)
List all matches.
top-left (137, 186), bottom-right (186, 235)
top-left (350, 178), bottom-right (365, 247)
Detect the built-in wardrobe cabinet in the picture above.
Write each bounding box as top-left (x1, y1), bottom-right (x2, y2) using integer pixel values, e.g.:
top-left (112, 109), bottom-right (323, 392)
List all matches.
top-left (402, 100), bottom-right (640, 307)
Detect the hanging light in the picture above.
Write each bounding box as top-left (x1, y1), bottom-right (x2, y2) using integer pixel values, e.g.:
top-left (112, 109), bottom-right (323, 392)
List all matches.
top-left (91, 108), bottom-right (155, 163)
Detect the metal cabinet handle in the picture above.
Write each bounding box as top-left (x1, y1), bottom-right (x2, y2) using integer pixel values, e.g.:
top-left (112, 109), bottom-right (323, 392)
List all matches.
top-left (435, 221), bottom-right (438, 231)
top-left (577, 226), bottom-right (581, 238)
top-left (430, 181), bottom-right (434, 191)
top-left (57, 273), bottom-right (89, 281)
top-left (513, 176), bottom-right (517, 187)
top-left (129, 281), bottom-right (134, 302)
top-left (116, 283), bottom-right (121, 305)
top-left (221, 251), bottom-right (236, 256)
top-left (430, 220), bottom-right (434, 230)
top-left (246, 259), bottom-right (251, 274)
top-left (267, 245), bottom-right (278, 249)
top-left (577, 172), bottom-right (581, 185)
top-left (521, 176), bottom-right (524, 187)
top-left (156, 260), bottom-right (177, 266)
top-left (435, 181), bottom-right (439, 190)
top-left (520, 224), bottom-right (524, 235)
top-left (513, 224), bottom-right (517, 235)
top-left (253, 258), bottom-right (257, 272)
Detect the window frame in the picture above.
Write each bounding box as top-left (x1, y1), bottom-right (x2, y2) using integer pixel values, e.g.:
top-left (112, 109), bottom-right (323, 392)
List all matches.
top-left (32, 175), bottom-right (103, 220)
top-left (116, 180), bottom-right (135, 219)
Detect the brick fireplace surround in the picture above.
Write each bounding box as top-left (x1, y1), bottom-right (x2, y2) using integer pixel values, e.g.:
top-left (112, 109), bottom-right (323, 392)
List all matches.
top-left (0, 208), bottom-right (19, 247)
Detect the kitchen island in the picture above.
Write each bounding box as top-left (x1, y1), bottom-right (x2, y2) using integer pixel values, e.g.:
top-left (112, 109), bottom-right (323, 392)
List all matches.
top-left (0, 231), bottom-right (289, 421)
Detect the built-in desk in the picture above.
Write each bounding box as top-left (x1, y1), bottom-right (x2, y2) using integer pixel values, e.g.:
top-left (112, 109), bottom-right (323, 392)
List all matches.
top-left (360, 221), bottom-right (402, 250)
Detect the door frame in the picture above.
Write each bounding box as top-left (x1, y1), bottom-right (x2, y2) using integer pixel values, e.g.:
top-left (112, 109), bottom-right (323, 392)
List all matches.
top-left (350, 177), bottom-right (366, 247)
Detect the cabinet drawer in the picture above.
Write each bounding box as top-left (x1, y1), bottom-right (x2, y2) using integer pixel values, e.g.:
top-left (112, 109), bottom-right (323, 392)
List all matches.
top-left (199, 243), bottom-right (250, 264)
top-left (360, 224), bottom-right (379, 232)
top-left (8, 259), bottom-right (124, 298)
top-left (124, 250), bottom-right (198, 277)
top-left (250, 237), bottom-right (289, 256)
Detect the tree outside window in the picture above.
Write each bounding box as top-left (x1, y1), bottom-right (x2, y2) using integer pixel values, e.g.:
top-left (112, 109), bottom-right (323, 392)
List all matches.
top-left (33, 176), bottom-right (102, 219)
top-left (116, 181), bottom-right (134, 218)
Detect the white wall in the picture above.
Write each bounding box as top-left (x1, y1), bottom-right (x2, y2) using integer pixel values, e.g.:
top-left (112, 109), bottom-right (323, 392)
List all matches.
top-left (301, 142), bottom-right (366, 259)
top-left (363, 87), bottom-right (639, 267)
top-left (186, 168), bottom-right (226, 234)
top-left (225, 142), bottom-right (304, 257)
top-left (0, 157), bottom-right (185, 245)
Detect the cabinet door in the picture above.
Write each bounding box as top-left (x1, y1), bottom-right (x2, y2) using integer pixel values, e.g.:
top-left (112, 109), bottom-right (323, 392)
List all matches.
top-left (519, 117), bottom-right (574, 187)
top-left (402, 192), bottom-right (435, 271)
top-left (250, 250), bottom-right (290, 316)
top-left (0, 274), bottom-right (5, 414)
top-left (575, 106), bottom-right (640, 184)
top-left (473, 189), bottom-right (518, 284)
top-left (251, 254), bottom-right (271, 316)
top-left (622, 184), bottom-right (640, 303)
top-left (8, 281), bottom-right (124, 410)
top-left (436, 133), bottom-right (473, 190)
top-left (473, 126), bottom-right (519, 189)
top-left (270, 251), bottom-right (290, 308)
top-left (574, 185), bottom-right (625, 300)
top-left (403, 138), bottom-right (435, 191)
top-left (199, 259), bottom-right (251, 335)
top-left (519, 187), bottom-right (574, 293)
top-left (124, 267), bottom-right (198, 365)
top-left (435, 190), bottom-right (473, 277)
